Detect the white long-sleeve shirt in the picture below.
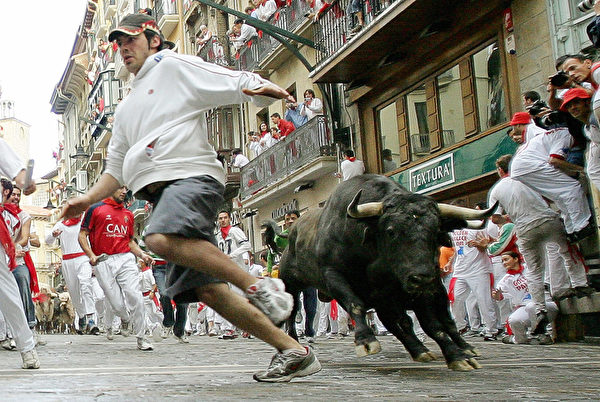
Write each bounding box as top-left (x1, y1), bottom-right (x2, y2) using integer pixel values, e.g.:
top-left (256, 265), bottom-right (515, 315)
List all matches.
top-left (45, 221), bottom-right (86, 255)
top-left (216, 226), bottom-right (252, 270)
top-left (299, 97), bottom-right (323, 120)
top-left (0, 138), bottom-right (24, 180)
top-left (105, 49), bottom-right (276, 196)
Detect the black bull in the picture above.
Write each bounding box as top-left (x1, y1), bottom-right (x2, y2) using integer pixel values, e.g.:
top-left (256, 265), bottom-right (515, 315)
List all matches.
top-left (278, 174), bottom-right (496, 371)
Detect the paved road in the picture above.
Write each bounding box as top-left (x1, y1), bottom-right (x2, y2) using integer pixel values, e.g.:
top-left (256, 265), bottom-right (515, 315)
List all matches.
top-left (1, 332), bottom-right (599, 400)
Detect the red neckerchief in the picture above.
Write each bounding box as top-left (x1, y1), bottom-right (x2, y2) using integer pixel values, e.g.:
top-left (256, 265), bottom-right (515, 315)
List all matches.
top-left (260, 130), bottom-right (268, 138)
top-left (3, 202), bottom-right (21, 218)
top-left (220, 225), bottom-right (231, 240)
top-left (24, 251), bottom-right (39, 294)
top-left (102, 197), bottom-right (124, 209)
top-left (63, 216), bottom-right (81, 226)
top-left (507, 264), bottom-right (524, 275)
top-left (346, 157), bottom-right (356, 162)
top-left (0, 204), bottom-right (17, 269)
top-left (141, 265), bottom-right (152, 272)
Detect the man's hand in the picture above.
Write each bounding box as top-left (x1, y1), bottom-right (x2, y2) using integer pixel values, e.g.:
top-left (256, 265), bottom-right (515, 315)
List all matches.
top-left (15, 249), bottom-right (25, 258)
top-left (140, 252), bottom-right (154, 267)
top-left (52, 229), bottom-right (63, 238)
top-left (89, 254), bottom-right (100, 266)
top-left (14, 169), bottom-right (36, 195)
top-left (242, 84), bottom-right (295, 103)
top-left (60, 195), bottom-right (93, 220)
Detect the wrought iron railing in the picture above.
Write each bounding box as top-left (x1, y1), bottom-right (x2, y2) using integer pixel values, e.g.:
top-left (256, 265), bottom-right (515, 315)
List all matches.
top-left (155, 0), bottom-right (178, 23)
top-left (240, 115), bottom-right (333, 199)
top-left (197, 35), bottom-right (231, 66)
top-left (314, 0), bottom-right (400, 64)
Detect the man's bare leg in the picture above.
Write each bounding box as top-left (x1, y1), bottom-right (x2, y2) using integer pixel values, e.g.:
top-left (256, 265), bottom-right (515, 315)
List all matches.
top-left (145, 234), bottom-right (257, 291)
top-left (197, 283), bottom-right (303, 351)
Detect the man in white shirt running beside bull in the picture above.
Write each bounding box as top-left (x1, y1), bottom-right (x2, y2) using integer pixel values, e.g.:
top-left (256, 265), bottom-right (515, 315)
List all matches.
top-left (46, 213), bottom-right (98, 334)
top-left (61, 13), bottom-right (320, 382)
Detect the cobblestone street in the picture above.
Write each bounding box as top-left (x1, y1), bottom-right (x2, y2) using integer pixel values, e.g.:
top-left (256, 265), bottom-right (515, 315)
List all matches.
top-left (1, 332), bottom-right (599, 400)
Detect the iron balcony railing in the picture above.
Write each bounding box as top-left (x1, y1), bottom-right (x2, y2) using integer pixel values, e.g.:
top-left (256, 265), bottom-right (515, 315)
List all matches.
top-left (314, 0), bottom-right (400, 64)
top-left (240, 115), bottom-right (333, 199)
top-left (197, 35), bottom-right (232, 66)
top-left (234, 0), bottom-right (311, 71)
top-left (155, 0), bottom-right (178, 23)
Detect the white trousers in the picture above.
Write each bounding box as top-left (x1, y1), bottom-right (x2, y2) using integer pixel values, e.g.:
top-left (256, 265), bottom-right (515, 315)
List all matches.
top-left (317, 301), bottom-right (348, 335)
top-left (451, 273), bottom-right (497, 335)
top-left (509, 297), bottom-right (558, 344)
top-left (492, 261), bottom-right (512, 329)
top-left (144, 296), bottom-right (164, 331)
top-left (94, 253), bottom-right (146, 339)
top-left (0, 248), bottom-right (35, 352)
top-left (587, 142), bottom-right (600, 192)
top-left (62, 256), bottom-right (96, 318)
top-left (515, 169), bottom-right (590, 234)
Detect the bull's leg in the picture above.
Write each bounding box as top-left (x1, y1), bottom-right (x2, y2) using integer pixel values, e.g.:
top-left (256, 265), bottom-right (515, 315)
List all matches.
top-left (431, 281), bottom-right (480, 358)
top-left (376, 308), bottom-right (436, 363)
top-left (413, 300), bottom-right (480, 371)
top-left (323, 270), bottom-right (380, 357)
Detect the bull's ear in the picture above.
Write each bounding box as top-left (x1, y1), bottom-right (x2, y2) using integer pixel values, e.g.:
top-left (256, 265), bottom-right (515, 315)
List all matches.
top-left (362, 226), bottom-right (376, 246)
top-left (437, 232), bottom-right (453, 247)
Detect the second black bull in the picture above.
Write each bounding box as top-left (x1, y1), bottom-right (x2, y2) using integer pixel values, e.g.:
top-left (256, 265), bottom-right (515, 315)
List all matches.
top-left (273, 174), bottom-right (496, 371)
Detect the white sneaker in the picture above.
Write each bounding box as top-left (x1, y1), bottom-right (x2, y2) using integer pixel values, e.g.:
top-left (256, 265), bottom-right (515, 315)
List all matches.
top-left (253, 347), bottom-right (321, 382)
top-left (120, 321), bottom-right (131, 337)
top-left (21, 349), bottom-right (40, 369)
top-left (106, 328), bottom-right (114, 341)
top-left (0, 338), bottom-right (12, 350)
top-left (152, 326), bottom-right (163, 343)
top-left (137, 337), bottom-right (153, 351)
top-left (246, 278), bottom-right (293, 326)
top-left (33, 331), bottom-right (47, 346)
top-left (175, 334), bottom-right (190, 344)
top-left (161, 326), bottom-right (172, 339)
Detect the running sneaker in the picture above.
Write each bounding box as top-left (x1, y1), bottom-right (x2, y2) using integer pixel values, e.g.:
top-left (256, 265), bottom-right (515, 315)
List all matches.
top-left (33, 330), bottom-right (47, 346)
top-left (175, 334), bottom-right (190, 344)
top-left (531, 311), bottom-right (549, 336)
top-left (253, 347), bottom-right (321, 382)
top-left (0, 338), bottom-right (12, 350)
top-left (106, 328), bottom-right (114, 341)
top-left (152, 326), bottom-right (163, 343)
top-left (120, 321), bottom-right (131, 337)
top-left (161, 326), bottom-right (172, 339)
top-left (21, 348), bottom-right (40, 369)
top-left (219, 329), bottom-right (238, 340)
top-left (137, 337), bottom-right (154, 351)
top-left (246, 278), bottom-right (293, 326)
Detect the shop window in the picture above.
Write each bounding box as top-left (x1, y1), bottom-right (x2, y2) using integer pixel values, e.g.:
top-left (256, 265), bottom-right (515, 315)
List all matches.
top-left (472, 42), bottom-right (507, 132)
top-left (436, 65), bottom-right (464, 146)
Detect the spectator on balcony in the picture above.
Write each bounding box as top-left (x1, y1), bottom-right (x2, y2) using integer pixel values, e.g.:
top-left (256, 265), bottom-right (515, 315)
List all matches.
top-left (247, 132), bottom-right (263, 158)
top-left (299, 89), bottom-right (323, 121)
top-left (285, 101), bottom-right (308, 128)
top-left (230, 18), bottom-right (258, 52)
top-left (259, 122), bottom-right (269, 138)
top-left (270, 113), bottom-right (295, 138)
top-left (231, 148), bottom-right (250, 169)
top-left (347, 0), bottom-right (365, 35)
top-left (270, 127), bottom-right (281, 142)
top-left (138, 8), bottom-right (152, 15)
top-left (254, 0), bottom-right (277, 21)
top-left (196, 25), bottom-right (212, 52)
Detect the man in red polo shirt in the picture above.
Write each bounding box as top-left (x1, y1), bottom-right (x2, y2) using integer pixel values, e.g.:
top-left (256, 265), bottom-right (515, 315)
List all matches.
top-left (270, 112), bottom-right (295, 138)
top-left (79, 186), bottom-right (154, 350)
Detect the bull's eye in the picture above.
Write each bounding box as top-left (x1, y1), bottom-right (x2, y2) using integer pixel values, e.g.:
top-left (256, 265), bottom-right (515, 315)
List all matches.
top-left (386, 227), bottom-right (394, 237)
top-left (412, 214), bottom-right (418, 219)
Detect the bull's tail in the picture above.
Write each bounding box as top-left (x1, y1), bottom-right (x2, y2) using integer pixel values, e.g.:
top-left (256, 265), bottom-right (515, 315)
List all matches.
top-left (261, 220), bottom-right (282, 253)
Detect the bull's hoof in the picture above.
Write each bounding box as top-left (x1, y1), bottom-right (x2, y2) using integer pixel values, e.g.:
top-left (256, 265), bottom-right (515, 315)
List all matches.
top-left (464, 347), bottom-right (481, 357)
top-left (447, 359), bottom-right (475, 372)
top-left (467, 358), bottom-right (481, 369)
top-left (355, 340), bottom-right (382, 357)
top-left (414, 351), bottom-right (436, 363)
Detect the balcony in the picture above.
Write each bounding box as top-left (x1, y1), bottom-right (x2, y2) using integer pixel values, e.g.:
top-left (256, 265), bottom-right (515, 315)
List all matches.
top-left (127, 199), bottom-right (147, 219)
top-left (310, 0), bottom-right (507, 84)
top-left (233, 0), bottom-right (311, 72)
top-left (240, 115), bottom-right (336, 202)
top-left (104, 0), bottom-right (117, 19)
top-left (155, 0), bottom-right (179, 37)
top-left (197, 35), bottom-right (231, 66)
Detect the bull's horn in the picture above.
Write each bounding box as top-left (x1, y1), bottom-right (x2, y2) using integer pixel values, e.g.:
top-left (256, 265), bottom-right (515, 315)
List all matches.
top-left (438, 201), bottom-right (498, 220)
top-left (347, 190), bottom-right (384, 219)
top-left (466, 220), bottom-right (487, 230)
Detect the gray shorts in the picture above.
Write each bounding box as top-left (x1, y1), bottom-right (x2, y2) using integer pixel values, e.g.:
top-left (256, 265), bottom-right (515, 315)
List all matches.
top-left (144, 175), bottom-right (225, 303)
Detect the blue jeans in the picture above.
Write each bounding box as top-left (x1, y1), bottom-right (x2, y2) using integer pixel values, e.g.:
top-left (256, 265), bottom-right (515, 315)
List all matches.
top-left (302, 287), bottom-right (318, 337)
top-left (12, 264), bottom-right (36, 328)
top-left (153, 266), bottom-right (188, 337)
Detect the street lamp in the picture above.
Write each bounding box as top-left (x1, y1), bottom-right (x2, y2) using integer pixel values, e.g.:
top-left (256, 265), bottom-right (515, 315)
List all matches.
top-left (70, 145), bottom-right (90, 160)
